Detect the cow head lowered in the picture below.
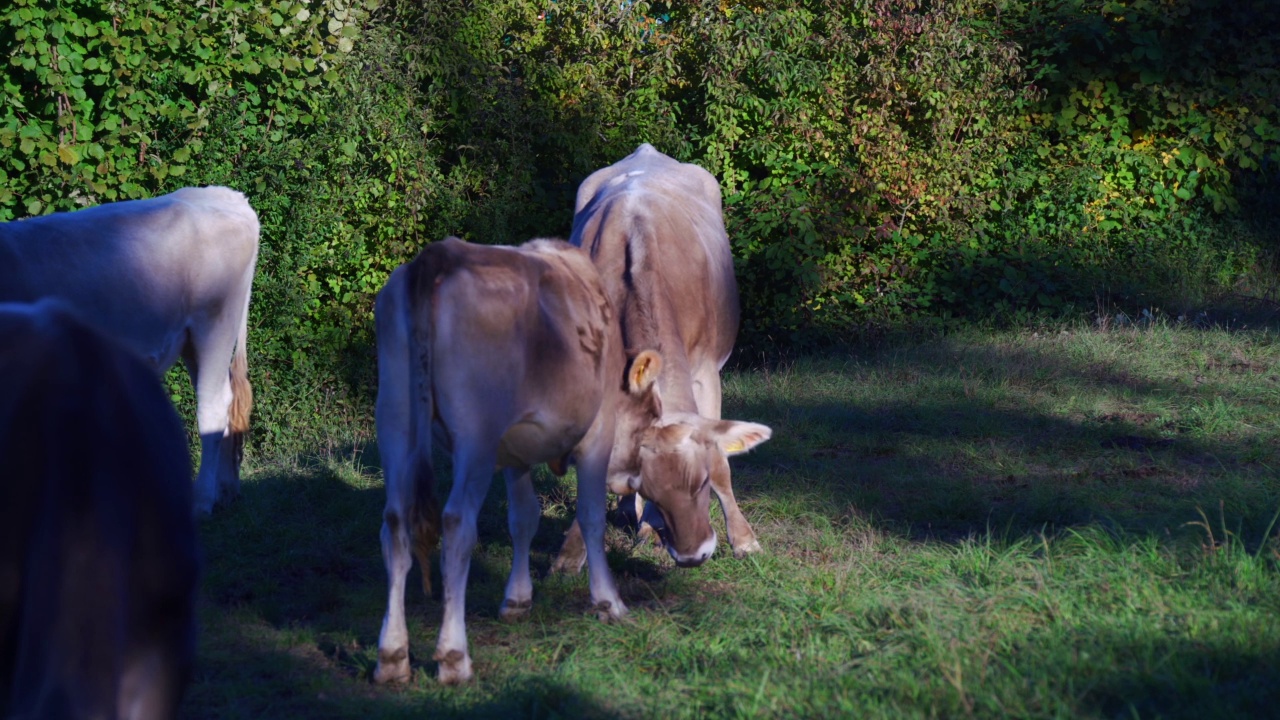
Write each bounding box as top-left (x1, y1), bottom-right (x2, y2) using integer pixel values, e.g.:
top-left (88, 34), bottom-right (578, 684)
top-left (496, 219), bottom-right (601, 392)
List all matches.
top-left (610, 351), bottom-right (772, 567)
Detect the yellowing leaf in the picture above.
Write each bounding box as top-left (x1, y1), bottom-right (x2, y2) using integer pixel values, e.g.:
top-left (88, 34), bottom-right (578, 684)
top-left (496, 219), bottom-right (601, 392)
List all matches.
top-left (57, 145), bottom-right (80, 164)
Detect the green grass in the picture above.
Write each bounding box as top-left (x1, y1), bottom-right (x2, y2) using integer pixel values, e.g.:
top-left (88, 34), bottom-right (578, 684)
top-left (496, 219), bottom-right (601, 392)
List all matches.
top-left (185, 320), bottom-right (1280, 719)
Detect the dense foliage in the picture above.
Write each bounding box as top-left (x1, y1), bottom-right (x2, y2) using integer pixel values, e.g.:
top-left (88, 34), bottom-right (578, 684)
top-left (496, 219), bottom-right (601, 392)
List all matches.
top-left (3, 0), bottom-right (1277, 452)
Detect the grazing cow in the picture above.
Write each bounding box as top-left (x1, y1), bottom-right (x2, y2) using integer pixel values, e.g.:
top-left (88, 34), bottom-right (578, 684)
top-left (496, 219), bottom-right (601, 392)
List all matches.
top-left (0, 300), bottom-right (201, 720)
top-left (565, 144), bottom-right (772, 561)
top-left (0, 187), bottom-right (259, 514)
top-left (374, 237), bottom-right (673, 685)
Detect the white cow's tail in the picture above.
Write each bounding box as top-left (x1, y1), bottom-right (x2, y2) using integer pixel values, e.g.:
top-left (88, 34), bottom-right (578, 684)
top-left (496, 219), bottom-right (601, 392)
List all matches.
top-left (227, 291), bottom-right (252, 466)
top-left (224, 190), bottom-right (258, 469)
top-left (405, 248), bottom-right (447, 595)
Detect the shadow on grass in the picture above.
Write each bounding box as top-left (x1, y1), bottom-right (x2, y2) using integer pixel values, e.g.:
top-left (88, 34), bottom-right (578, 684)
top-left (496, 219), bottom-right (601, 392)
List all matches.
top-left (722, 331), bottom-right (1280, 549)
top-left (186, 460), bottom-right (653, 719)
top-left (1018, 629), bottom-right (1280, 720)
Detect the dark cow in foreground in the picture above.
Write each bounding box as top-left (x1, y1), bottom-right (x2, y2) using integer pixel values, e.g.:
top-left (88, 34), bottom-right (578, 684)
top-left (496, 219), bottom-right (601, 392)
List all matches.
top-left (0, 187), bottom-right (259, 514)
top-left (563, 144), bottom-right (772, 562)
top-left (374, 237), bottom-right (675, 685)
top-left (0, 300), bottom-right (200, 719)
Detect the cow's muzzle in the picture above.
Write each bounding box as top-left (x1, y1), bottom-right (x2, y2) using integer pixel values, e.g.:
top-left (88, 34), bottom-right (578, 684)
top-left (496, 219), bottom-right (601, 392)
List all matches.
top-left (667, 531), bottom-right (717, 568)
top-left (648, 505), bottom-right (717, 567)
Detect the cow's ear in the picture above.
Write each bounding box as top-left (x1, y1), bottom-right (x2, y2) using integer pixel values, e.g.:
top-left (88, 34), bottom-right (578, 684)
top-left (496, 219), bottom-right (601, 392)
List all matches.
top-left (709, 420), bottom-right (772, 456)
top-left (627, 350), bottom-right (662, 395)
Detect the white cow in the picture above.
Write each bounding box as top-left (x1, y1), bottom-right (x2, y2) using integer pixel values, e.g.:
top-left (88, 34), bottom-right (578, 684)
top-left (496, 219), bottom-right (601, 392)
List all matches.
top-left (0, 187), bottom-right (259, 514)
top-left (373, 237), bottom-right (670, 685)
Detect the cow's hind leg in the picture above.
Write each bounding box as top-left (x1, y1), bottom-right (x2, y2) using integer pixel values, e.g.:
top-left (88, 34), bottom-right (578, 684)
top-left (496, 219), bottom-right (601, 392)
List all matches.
top-left (500, 468), bottom-right (539, 622)
top-left (182, 341), bottom-right (235, 516)
top-left (434, 446), bottom-right (496, 684)
top-left (374, 497), bottom-right (415, 684)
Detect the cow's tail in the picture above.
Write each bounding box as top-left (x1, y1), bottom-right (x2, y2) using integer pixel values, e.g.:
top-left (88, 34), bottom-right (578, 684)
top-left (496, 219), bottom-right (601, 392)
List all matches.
top-left (405, 248), bottom-right (449, 596)
top-left (225, 195), bottom-right (258, 469)
top-left (227, 278), bottom-right (253, 467)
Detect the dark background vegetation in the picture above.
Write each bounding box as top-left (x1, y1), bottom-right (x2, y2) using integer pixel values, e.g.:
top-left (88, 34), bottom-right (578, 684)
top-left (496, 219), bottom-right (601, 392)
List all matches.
top-left (3, 0), bottom-right (1277, 454)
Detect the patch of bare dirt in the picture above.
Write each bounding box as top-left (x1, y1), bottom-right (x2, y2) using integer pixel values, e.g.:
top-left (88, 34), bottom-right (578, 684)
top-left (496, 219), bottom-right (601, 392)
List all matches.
top-left (1101, 435), bottom-right (1174, 451)
top-left (1206, 351), bottom-right (1271, 375)
top-left (1098, 411), bottom-right (1160, 426)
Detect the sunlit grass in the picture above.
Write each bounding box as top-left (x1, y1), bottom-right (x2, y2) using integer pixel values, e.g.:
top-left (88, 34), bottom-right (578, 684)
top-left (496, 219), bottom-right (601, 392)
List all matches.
top-left (185, 321), bottom-right (1280, 719)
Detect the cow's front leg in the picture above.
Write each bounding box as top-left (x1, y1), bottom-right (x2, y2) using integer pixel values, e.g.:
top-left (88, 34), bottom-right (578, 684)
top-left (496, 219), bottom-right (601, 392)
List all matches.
top-left (710, 459), bottom-right (760, 557)
top-left (575, 444), bottom-right (626, 621)
top-left (550, 520), bottom-right (587, 575)
top-left (433, 451), bottom-right (495, 684)
top-left (500, 468), bottom-right (539, 622)
top-left (634, 495), bottom-right (664, 548)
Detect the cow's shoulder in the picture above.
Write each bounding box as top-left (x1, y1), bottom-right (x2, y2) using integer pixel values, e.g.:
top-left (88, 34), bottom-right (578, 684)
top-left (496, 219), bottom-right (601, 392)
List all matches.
top-left (576, 145), bottom-right (719, 213)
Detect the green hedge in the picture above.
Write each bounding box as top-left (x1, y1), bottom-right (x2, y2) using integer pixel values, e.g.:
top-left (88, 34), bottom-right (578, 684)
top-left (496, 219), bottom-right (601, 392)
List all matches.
top-left (4, 0), bottom-right (1277, 453)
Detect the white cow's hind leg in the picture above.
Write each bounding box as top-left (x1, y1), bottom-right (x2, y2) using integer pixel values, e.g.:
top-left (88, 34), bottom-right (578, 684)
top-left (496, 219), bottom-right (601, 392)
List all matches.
top-left (184, 347), bottom-right (235, 515)
top-left (434, 447), bottom-right (496, 684)
top-left (500, 468), bottom-right (539, 621)
top-left (575, 443), bottom-right (626, 621)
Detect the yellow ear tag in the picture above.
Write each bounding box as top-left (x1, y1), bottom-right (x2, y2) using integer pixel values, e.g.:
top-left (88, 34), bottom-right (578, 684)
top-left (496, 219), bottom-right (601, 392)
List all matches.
top-left (722, 440), bottom-right (746, 454)
top-left (630, 357), bottom-right (651, 387)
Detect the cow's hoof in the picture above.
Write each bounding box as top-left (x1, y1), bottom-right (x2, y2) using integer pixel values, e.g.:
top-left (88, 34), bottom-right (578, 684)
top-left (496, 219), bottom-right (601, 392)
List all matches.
top-left (732, 539), bottom-right (762, 559)
top-left (499, 598), bottom-right (533, 622)
top-left (373, 648), bottom-right (411, 685)
top-left (593, 599), bottom-right (628, 622)
top-left (433, 648), bottom-right (473, 685)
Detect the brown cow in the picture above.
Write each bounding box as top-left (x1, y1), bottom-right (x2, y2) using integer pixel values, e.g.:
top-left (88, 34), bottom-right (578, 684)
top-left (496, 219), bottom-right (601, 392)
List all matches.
top-left (374, 237), bottom-right (678, 685)
top-left (564, 144), bottom-right (772, 562)
top-left (0, 300), bottom-right (200, 719)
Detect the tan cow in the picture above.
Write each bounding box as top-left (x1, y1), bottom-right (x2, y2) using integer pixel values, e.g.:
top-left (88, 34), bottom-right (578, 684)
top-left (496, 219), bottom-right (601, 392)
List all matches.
top-left (0, 300), bottom-right (200, 720)
top-left (565, 144), bottom-right (772, 561)
top-left (374, 237), bottom-right (677, 685)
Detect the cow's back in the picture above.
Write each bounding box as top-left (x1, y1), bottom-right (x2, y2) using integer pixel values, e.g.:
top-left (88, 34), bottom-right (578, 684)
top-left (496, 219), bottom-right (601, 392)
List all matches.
top-left (0, 301), bottom-right (199, 719)
top-left (407, 238), bottom-right (617, 466)
top-left (0, 187), bottom-right (259, 364)
top-left (570, 145), bottom-right (739, 405)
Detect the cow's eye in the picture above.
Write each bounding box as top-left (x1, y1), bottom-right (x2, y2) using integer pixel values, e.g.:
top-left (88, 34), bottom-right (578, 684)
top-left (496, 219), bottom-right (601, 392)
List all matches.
top-left (696, 474), bottom-right (710, 495)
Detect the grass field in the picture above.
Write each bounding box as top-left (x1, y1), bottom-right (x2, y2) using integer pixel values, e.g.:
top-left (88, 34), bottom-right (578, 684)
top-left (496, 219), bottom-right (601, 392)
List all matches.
top-left (184, 319), bottom-right (1280, 719)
